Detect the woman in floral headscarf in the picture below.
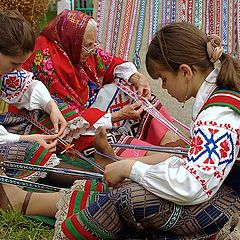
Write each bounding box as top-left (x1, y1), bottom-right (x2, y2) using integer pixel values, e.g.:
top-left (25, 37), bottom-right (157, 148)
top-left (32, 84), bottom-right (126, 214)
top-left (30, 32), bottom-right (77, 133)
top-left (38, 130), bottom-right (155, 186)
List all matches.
top-left (23, 9), bottom-right (176, 169)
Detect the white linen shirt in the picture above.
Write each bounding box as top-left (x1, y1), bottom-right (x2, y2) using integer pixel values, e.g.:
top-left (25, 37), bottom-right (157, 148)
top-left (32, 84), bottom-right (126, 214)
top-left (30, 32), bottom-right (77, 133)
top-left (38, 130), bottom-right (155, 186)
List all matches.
top-left (130, 69), bottom-right (240, 205)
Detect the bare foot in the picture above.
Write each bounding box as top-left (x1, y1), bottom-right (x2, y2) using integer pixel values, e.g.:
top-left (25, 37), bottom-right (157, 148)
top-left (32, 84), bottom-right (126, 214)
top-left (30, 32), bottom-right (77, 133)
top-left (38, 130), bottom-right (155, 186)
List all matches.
top-left (94, 127), bottom-right (117, 169)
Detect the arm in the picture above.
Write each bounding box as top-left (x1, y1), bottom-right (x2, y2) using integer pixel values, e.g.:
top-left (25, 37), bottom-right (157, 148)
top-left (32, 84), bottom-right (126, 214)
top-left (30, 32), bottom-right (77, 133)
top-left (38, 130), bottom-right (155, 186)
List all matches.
top-left (95, 48), bottom-right (151, 99)
top-left (114, 62), bottom-right (151, 99)
top-left (104, 106), bottom-right (240, 205)
top-left (1, 69), bottom-right (67, 150)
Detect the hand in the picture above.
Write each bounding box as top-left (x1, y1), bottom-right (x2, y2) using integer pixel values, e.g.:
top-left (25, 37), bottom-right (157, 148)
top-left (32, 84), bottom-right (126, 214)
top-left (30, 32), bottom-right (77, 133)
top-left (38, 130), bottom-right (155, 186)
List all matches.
top-left (111, 101), bottom-right (143, 123)
top-left (129, 72), bottom-right (151, 100)
top-left (20, 134), bottom-right (58, 152)
top-left (45, 100), bottom-right (67, 138)
top-left (104, 159), bottom-right (136, 187)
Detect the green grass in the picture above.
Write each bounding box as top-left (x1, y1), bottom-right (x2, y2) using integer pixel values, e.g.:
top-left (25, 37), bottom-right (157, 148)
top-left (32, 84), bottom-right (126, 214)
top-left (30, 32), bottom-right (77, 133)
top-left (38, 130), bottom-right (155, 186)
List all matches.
top-left (0, 210), bottom-right (54, 240)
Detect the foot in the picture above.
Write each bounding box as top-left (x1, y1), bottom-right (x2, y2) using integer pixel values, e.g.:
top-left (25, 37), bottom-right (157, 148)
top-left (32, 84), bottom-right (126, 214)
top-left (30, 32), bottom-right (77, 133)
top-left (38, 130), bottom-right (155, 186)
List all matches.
top-left (94, 127), bottom-right (117, 169)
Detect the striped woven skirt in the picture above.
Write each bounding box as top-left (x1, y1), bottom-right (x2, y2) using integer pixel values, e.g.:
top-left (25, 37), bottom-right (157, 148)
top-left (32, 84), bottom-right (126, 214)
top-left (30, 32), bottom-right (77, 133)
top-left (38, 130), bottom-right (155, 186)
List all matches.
top-left (54, 180), bottom-right (240, 239)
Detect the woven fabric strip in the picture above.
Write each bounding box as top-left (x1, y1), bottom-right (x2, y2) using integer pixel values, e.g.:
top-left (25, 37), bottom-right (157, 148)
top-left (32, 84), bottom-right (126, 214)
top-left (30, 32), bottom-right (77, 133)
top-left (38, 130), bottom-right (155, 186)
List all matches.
top-left (161, 0), bottom-right (167, 26)
top-left (97, 0), bottom-right (105, 44)
top-left (233, 1), bottom-right (238, 57)
top-left (133, 0), bottom-right (146, 68)
top-left (228, 0), bottom-right (233, 54)
top-left (166, 0), bottom-right (171, 23)
top-left (187, 0), bottom-right (193, 23)
top-left (205, 0), bottom-right (210, 34)
top-left (124, 0), bottom-right (139, 60)
top-left (194, 0), bottom-right (199, 28)
top-left (237, 0), bottom-right (240, 59)
top-left (209, 0), bottom-right (215, 34)
top-left (111, 0), bottom-right (123, 56)
top-left (198, 0), bottom-right (203, 30)
top-left (104, 0), bottom-right (116, 52)
top-left (171, 0), bottom-right (176, 23)
top-left (215, 0), bottom-right (221, 35)
top-left (118, 0), bottom-right (133, 59)
top-left (152, 0), bottom-right (159, 36)
top-left (222, 0), bottom-right (228, 52)
top-left (148, 0), bottom-right (153, 44)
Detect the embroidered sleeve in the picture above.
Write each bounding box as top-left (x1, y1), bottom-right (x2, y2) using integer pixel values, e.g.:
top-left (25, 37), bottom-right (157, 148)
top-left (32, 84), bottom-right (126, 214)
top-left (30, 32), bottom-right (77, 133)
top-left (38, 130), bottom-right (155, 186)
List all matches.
top-left (1, 69), bottom-right (52, 111)
top-left (95, 48), bottom-right (125, 84)
top-left (130, 106), bottom-right (240, 205)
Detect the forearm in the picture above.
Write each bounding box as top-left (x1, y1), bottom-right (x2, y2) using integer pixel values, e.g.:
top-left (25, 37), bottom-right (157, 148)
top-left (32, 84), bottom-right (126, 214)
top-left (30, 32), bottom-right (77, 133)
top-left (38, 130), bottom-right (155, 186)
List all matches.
top-left (134, 152), bottom-right (170, 164)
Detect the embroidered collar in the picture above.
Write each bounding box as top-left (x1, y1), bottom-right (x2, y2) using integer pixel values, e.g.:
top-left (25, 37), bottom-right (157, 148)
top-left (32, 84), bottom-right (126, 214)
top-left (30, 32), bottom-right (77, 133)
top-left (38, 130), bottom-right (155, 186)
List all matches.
top-left (192, 68), bottom-right (218, 121)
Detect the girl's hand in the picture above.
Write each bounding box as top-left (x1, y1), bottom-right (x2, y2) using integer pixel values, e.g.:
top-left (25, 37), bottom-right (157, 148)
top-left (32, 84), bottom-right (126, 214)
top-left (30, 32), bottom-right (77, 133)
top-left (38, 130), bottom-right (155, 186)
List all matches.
top-left (104, 159), bottom-right (136, 187)
top-left (129, 72), bottom-right (151, 100)
top-left (20, 134), bottom-right (58, 152)
top-left (45, 100), bottom-right (67, 138)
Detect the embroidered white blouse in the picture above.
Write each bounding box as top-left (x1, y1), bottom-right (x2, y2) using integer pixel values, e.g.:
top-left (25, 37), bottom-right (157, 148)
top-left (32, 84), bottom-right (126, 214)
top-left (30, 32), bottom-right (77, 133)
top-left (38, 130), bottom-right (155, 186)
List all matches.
top-left (0, 63), bottom-right (138, 144)
top-left (130, 69), bottom-right (240, 205)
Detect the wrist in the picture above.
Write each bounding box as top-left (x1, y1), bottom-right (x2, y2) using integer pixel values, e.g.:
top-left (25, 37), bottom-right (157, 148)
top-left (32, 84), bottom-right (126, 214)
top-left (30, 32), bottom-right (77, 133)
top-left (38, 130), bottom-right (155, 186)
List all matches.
top-left (129, 72), bottom-right (141, 85)
top-left (45, 100), bottom-right (56, 114)
top-left (122, 159), bottom-right (136, 178)
top-left (111, 111), bottom-right (122, 123)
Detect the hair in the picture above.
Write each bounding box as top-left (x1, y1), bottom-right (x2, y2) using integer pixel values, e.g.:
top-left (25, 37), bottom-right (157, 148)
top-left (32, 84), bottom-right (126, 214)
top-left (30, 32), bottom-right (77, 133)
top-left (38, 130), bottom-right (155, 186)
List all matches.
top-left (146, 22), bottom-right (240, 91)
top-left (85, 18), bottom-right (97, 33)
top-left (0, 10), bottom-right (35, 56)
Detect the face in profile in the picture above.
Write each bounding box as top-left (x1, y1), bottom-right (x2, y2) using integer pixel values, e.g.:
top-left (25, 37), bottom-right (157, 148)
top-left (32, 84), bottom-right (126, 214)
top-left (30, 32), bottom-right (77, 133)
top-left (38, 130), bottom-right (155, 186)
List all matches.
top-left (0, 52), bottom-right (31, 76)
top-left (148, 58), bottom-right (188, 102)
top-left (80, 27), bottom-right (98, 63)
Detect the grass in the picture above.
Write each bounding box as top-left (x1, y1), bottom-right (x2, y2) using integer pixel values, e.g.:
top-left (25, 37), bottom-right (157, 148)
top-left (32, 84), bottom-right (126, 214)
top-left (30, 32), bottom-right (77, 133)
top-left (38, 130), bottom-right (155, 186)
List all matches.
top-left (0, 210), bottom-right (54, 240)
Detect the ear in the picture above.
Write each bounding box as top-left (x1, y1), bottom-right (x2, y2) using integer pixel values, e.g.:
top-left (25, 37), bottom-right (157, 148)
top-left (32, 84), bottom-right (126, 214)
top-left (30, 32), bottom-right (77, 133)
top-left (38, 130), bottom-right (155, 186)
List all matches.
top-left (179, 64), bottom-right (193, 81)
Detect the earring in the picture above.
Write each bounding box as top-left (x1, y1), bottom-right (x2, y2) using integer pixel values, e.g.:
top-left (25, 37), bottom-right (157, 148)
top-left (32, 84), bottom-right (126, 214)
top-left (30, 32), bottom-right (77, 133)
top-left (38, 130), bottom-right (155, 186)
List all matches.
top-left (182, 82), bottom-right (188, 108)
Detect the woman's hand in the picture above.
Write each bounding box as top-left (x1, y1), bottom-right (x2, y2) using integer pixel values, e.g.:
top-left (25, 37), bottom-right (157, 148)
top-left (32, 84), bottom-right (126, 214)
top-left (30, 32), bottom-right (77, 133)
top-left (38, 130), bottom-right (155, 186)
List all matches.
top-left (129, 72), bottom-right (151, 100)
top-left (45, 100), bottom-right (67, 138)
top-left (111, 100), bottom-right (143, 123)
top-left (104, 159), bottom-right (136, 187)
top-left (20, 134), bottom-right (58, 152)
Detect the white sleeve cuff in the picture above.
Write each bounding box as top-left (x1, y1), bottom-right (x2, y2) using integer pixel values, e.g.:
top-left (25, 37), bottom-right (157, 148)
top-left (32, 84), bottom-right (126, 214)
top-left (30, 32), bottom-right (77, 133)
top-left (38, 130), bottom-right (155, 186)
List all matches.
top-left (130, 161), bottom-right (152, 183)
top-left (113, 62), bottom-right (138, 82)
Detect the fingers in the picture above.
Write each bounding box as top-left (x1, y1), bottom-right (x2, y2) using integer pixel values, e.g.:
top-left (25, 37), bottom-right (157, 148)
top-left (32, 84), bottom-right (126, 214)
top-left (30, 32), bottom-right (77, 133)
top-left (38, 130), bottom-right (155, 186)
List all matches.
top-left (57, 121), bottom-right (67, 138)
top-left (40, 134), bottom-right (58, 152)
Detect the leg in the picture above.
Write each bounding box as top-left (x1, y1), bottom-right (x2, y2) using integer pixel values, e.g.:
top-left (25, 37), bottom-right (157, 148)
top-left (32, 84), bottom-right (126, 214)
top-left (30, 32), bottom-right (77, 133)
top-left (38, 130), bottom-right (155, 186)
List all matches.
top-left (0, 169), bottom-right (59, 218)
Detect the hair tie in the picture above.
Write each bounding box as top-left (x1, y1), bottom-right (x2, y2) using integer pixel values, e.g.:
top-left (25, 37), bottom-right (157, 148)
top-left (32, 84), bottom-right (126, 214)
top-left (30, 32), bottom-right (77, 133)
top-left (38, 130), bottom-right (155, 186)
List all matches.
top-left (207, 34), bottom-right (224, 63)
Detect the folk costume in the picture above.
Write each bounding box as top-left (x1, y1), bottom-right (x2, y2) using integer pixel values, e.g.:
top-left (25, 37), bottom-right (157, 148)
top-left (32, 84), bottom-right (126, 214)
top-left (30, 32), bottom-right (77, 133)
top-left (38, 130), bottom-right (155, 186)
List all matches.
top-left (22, 9), bottom-right (171, 162)
top-left (54, 69), bottom-right (240, 239)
